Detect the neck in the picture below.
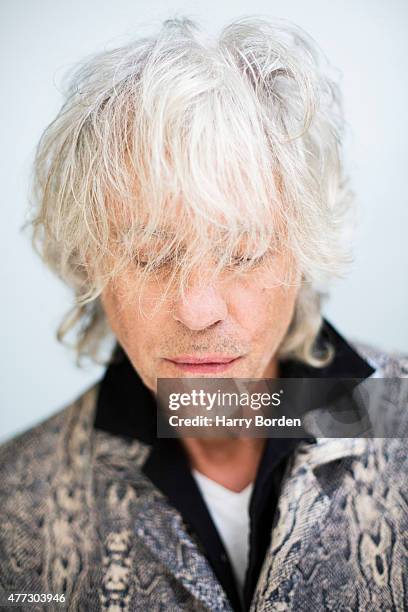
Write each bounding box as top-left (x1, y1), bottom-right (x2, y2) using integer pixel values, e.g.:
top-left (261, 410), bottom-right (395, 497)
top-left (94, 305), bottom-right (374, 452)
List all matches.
top-left (181, 436), bottom-right (266, 492)
top-left (180, 356), bottom-right (279, 492)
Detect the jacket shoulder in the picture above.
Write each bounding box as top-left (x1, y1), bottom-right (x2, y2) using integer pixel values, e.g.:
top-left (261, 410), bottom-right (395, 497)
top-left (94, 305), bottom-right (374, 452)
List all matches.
top-left (348, 338), bottom-right (408, 378)
top-left (347, 338), bottom-right (408, 441)
top-left (0, 382), bottom-right (100, 591)
top-left (0, 382), bottom-right (99, 495)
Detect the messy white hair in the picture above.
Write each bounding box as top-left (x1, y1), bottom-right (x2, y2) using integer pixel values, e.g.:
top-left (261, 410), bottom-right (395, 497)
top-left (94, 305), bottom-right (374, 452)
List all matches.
top-left (27, 15), bottom-right (355, 367)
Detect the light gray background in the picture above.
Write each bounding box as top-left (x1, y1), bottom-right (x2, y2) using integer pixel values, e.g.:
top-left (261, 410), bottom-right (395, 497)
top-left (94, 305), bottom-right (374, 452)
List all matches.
top-left (1, 0), bottom-right (407, 443)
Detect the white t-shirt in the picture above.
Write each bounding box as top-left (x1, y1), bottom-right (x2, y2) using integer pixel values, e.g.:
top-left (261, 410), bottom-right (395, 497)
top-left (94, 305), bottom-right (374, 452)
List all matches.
top-left (192, 469), bottom-right (254, 593)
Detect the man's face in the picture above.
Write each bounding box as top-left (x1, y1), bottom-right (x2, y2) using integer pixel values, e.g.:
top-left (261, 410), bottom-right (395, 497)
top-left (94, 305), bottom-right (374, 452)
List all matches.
top-left (100, 241), bottom-right (300, 393)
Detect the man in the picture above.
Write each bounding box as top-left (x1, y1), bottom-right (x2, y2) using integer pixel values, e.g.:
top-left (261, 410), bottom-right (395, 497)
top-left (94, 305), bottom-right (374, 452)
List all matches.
top-left (1, 15), bottom-right (407, 612)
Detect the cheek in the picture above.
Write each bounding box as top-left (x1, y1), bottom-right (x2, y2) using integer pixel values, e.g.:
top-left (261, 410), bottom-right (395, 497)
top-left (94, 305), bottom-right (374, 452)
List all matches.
top-left (101, 276), bottom-right (170, 349)
top-left (229, 278), bottom-right (298, 338)
top-left (100, 285), bottom-right (131, 346)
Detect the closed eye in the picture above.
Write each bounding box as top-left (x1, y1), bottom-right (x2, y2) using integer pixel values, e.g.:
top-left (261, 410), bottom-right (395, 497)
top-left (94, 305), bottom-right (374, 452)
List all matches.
top-left (135, 253), bottom-right (176, 269)
top-left (230, 253), bottom-right (268, 267)
top-left (134, 251), bottom-right (269, 271)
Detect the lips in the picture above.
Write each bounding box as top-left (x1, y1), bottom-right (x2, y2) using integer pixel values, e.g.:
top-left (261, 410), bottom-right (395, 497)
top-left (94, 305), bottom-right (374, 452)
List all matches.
top-left (164, 355), bottom-right (242, 374)
top-left (169, 355), bottom-right (239, 364)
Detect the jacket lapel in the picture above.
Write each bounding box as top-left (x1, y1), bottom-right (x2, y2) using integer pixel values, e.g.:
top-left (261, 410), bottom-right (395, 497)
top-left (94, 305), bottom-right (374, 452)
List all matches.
top-left (132, 489), bottom-right (235, 610)
top-left (93, 428), bottom-right (234, 611)
top-left (249, 437), bottom-right (370, 611)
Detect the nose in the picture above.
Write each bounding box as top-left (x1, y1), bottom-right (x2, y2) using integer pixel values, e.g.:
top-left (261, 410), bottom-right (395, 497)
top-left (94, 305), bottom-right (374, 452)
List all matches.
top-left (173, 278), bottom-right (228, 331)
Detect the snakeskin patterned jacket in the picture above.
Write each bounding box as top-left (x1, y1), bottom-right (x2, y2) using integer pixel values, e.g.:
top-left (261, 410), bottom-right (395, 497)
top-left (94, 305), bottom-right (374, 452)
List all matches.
top-left (0, 341), bottom-right (407, 611)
